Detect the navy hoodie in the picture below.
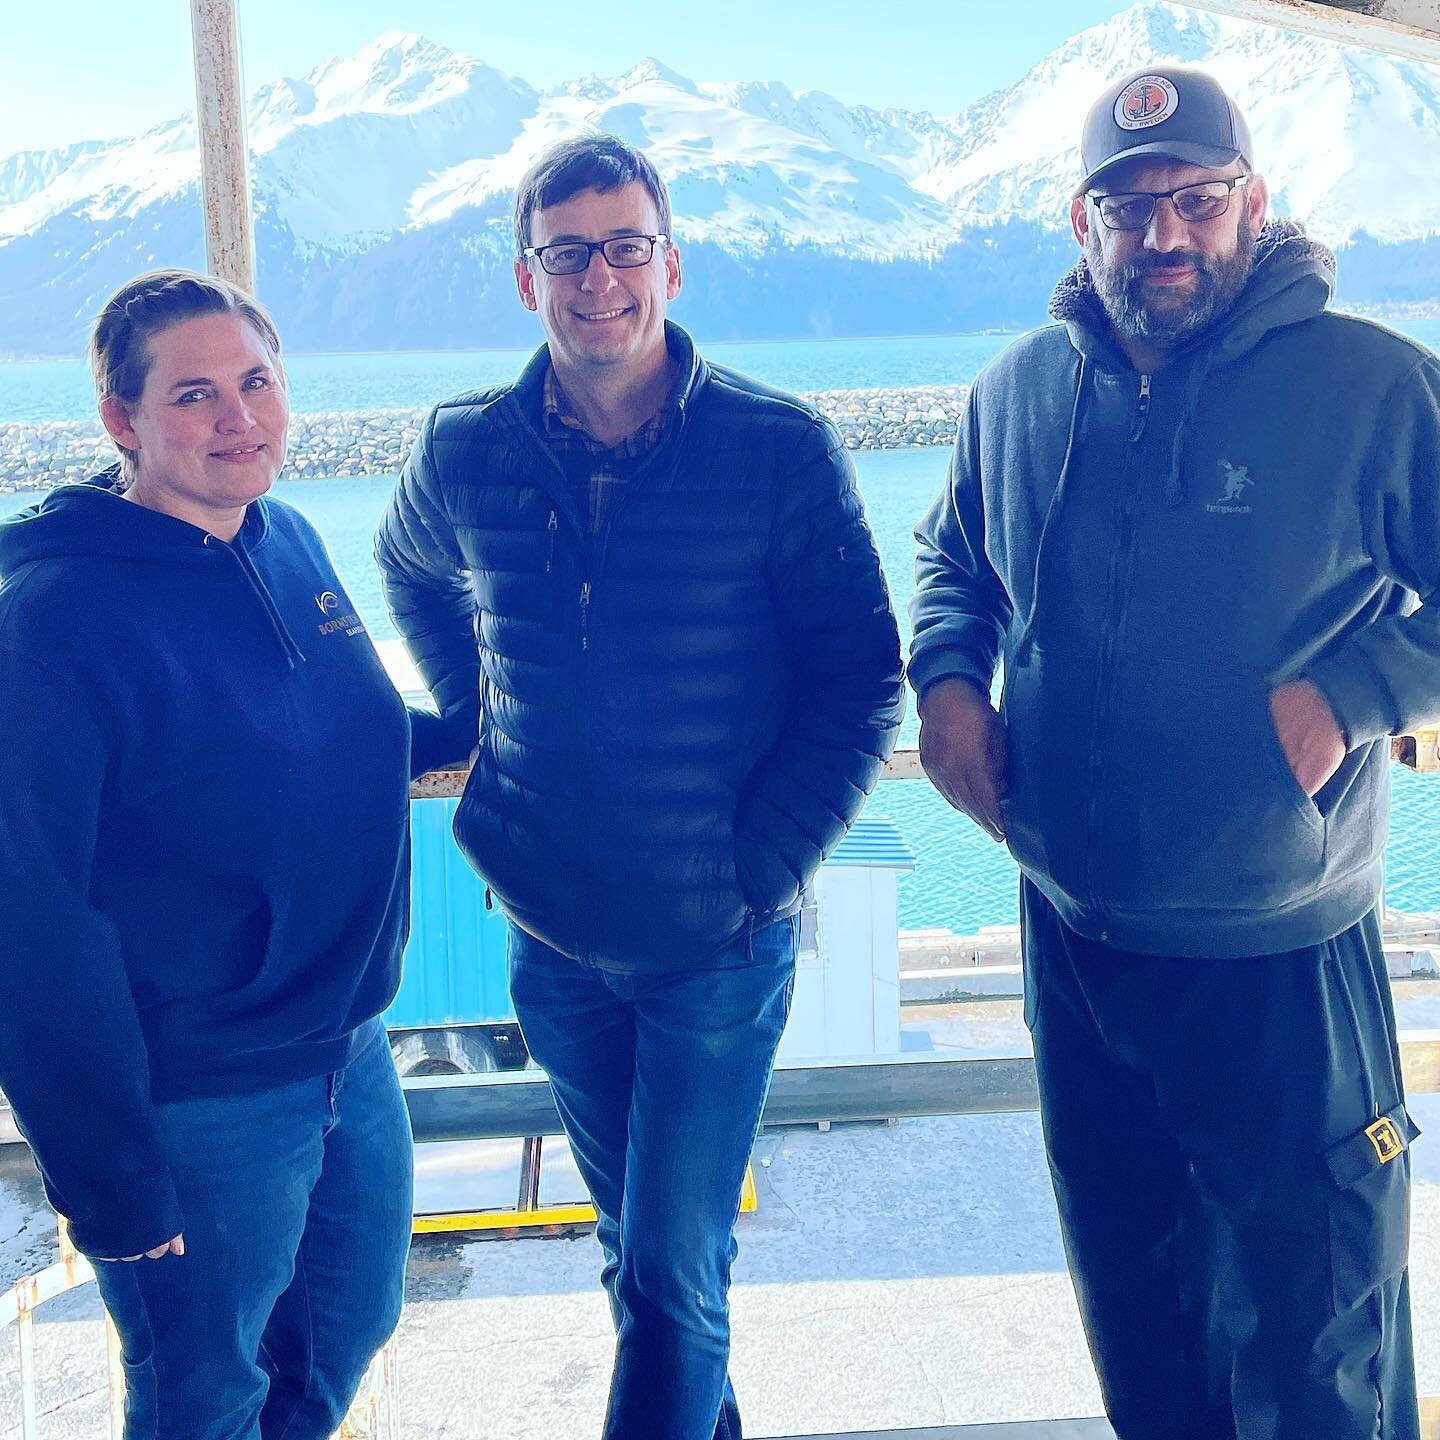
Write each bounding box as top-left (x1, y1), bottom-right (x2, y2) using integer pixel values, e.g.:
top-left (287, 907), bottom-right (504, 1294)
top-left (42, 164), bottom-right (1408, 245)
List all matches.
top-left (911, 225), bottom-right (1440, 958)
top-left (0, 475), bottom-right (417, 1258)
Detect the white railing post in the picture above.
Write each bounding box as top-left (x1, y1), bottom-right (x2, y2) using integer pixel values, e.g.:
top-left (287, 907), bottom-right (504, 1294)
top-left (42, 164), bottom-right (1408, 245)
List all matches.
top-left (188, 0), bottom-right (256, 292)
top-left (16, 1275), bottom-right (38, 1439)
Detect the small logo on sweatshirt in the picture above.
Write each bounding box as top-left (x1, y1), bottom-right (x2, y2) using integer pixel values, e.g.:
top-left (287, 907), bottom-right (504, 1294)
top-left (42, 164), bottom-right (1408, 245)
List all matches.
top-left (314, 588), bottom-right (364, 637)
top-left (1206, 460), bottom-right (1254, 515)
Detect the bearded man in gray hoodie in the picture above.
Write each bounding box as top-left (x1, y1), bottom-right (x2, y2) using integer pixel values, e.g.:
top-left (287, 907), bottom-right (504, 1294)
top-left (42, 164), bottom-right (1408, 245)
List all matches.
top-left (911, 68), bottom-right (1437, 1439)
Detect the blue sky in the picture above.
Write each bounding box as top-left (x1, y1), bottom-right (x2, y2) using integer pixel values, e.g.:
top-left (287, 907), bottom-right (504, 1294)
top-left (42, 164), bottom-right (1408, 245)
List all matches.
top-left (0, 0), bottom-right (1130, 154)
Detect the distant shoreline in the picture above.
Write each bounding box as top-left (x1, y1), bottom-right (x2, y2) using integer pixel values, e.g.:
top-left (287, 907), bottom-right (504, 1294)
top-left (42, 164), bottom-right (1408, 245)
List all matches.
top-left (0, 384), bottom-right (970, 494)
top-left (0, 330), bottom-right (1030, 367)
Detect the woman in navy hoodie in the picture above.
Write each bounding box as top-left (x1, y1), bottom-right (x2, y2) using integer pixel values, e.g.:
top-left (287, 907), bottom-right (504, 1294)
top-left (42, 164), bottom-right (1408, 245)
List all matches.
top-left (0, 271), bottom-right (445, 1439)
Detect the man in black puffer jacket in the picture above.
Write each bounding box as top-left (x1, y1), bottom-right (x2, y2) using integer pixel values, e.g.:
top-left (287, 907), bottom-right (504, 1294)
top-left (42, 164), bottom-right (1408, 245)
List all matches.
top-left (376, 135), bottom-right (903, 1439)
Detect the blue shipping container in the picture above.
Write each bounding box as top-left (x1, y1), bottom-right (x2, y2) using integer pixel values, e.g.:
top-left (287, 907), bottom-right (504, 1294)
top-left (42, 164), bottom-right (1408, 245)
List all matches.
top-left (385, 799), bottom-right (513, 1028)
top-left (386, 807), bottom-right (911, 1031)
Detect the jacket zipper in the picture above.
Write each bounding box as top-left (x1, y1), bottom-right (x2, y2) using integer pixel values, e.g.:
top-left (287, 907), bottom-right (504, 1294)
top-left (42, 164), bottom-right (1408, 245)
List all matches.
top-left (1080, 371), bottom-right (1152, 932)
top-left (500, 395), bottom-right (687, 964)
top-left (1130, 373), bottom-right (1152, 443)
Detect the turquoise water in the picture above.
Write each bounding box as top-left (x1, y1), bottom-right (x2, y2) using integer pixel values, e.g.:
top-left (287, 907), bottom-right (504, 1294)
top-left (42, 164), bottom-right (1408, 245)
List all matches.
top-left (8, 447), bottom-right (1440, 935)
top-left (0, 333), bottom-right (1016, 425)
top-left (6, 321), bottom-right (1437, 426)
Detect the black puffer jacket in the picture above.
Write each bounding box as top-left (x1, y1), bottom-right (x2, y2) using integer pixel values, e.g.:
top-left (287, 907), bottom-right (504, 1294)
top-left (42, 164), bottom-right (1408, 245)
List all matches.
top-left (376, 323), bottom-right (904, 971)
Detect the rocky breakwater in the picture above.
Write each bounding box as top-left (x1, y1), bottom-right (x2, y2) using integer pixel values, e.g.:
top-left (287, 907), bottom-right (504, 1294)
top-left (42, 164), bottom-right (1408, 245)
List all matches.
top-left (0, 384), bottom-right (967, 494)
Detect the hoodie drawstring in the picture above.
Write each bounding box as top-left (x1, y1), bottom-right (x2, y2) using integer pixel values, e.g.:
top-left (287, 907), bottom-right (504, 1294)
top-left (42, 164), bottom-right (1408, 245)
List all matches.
top-left (206, 534), bottom-right (307, 668)
top-left (1163, 342), bottom-right (1218, 508)
top-left (1018, 356), bottom-right (1089, 652)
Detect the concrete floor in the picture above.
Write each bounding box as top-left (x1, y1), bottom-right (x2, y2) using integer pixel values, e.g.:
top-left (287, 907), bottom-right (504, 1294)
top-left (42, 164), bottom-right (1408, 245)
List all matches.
top-left (4, 1006), bottom-right (1440, 1439)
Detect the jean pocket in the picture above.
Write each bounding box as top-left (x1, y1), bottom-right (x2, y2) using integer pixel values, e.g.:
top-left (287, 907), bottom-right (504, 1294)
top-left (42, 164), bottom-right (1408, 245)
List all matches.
top-left (1322, 1103), bottom-right (1419, 1310)
top-left (746, 912), bottom-right (800, 969)
top-left (92, 1262), bottom-right (159, 1372)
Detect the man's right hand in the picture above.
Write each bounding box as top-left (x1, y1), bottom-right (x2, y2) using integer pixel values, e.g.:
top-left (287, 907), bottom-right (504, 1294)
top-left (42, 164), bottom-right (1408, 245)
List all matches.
top-left (917, 678), bottom-right (1009, 842)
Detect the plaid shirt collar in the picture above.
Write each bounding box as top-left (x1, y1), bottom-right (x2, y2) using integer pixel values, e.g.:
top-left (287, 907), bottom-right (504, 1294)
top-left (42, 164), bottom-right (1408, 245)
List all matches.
top-left (541, 362), bottom-right (676, 459)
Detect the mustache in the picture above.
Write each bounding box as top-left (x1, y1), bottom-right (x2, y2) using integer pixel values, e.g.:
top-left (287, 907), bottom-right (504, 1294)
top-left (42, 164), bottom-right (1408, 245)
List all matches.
top-left (1123, 251), bottom-right (1213, 277)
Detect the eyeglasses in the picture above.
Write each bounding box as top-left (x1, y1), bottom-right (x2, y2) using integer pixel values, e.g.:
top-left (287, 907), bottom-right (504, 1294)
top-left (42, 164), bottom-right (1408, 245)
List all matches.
top-left (1087, 176), bottom-right (1250, 232)
top-left (521, 233), bottom-right (668, 276)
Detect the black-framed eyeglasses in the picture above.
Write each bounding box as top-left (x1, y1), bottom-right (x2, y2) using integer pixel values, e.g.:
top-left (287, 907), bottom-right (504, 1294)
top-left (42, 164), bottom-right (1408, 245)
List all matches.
top-left (1087, 176), bottom-right (1249, 232)
top-left (521, 233), bottom-right (668, 276)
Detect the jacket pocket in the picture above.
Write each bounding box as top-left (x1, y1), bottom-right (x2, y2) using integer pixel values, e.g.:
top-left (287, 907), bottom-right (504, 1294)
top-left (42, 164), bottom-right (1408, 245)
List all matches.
top-left (1257, 696), bottom-right (1327, 835)
top-left (468, 524), bottom-right (561, 622)
top-left (1092, 664), bottom-right (1328, 915)
top-left (1322, 1103), bottom-right (1418, 1310)
top-left (999, 644), bottom-right (1061, 889)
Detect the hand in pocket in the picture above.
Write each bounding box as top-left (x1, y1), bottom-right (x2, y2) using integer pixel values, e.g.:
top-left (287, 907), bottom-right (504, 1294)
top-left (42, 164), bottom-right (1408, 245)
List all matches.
top-left (1268, 679), bottom-right (1346, 798)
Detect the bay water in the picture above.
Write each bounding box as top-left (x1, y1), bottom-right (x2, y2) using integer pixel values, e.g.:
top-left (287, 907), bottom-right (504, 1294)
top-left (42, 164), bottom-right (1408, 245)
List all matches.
top-left (5, 325), bottom-right (1440, 934)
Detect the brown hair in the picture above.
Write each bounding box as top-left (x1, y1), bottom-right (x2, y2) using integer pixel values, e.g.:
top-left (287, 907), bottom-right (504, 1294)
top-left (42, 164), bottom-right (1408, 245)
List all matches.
top-left (90, 269), bottom-right (282, 484)
top-left (513, 134), bottom-right (672, 256)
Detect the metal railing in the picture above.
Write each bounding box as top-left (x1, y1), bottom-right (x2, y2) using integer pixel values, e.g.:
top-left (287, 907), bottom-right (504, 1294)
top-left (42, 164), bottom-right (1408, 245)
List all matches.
top-left (1, 1224), bottom-right (397, 1440)
top-left (9, 732), bottom-right (1438, 1435)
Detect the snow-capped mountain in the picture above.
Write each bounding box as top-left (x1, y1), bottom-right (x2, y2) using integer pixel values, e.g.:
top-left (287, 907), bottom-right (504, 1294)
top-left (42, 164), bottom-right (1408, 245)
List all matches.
top-left (931, 1), bottom-right (1440, 242)
top-left (4, 3), bottom-right (1440, 357)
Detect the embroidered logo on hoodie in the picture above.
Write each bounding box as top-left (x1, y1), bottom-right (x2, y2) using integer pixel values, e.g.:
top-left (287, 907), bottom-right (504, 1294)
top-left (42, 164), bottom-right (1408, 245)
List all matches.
top-left (314, 588), bottom-right (365, 637)
top-left (1207, 460), bottom-right (1254, 515)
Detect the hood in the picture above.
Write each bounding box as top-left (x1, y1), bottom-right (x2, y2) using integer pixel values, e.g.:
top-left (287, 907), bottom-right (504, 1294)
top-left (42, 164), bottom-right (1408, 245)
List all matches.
top-left (1045, 222), bottom-right (1335, 508)
top-left (0, 470), bottom-right (303, 666)
top-left (0, 467), bottom-right (269, 576)
top-left (1048, 220), bottom-right (1336, 367)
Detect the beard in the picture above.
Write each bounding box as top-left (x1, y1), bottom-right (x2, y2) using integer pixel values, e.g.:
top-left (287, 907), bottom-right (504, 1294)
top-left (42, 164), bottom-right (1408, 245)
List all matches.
top-left (1086, 224), bottom-right (1256, 351)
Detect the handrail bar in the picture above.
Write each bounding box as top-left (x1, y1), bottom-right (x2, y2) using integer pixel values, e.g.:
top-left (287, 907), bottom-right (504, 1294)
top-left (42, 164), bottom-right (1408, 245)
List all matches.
top-left (410, 731), bottom-right (1440, 801)
top-left (402, 1035), bottom-right (1440, 1144)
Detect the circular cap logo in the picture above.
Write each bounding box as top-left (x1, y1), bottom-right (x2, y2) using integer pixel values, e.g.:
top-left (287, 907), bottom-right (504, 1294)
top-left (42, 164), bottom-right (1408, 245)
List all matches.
top-left (1115, 75), bottom-right (1179, 131)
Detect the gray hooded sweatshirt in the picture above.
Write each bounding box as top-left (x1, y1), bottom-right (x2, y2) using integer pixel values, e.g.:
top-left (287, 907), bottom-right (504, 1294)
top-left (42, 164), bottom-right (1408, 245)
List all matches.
top-left (910, 224), bottom-right (1440, 958)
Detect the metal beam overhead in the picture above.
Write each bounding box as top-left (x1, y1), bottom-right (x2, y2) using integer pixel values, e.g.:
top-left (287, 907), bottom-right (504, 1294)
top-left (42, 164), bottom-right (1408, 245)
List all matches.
top-left (1188, 0), bottom-right (1440, 61)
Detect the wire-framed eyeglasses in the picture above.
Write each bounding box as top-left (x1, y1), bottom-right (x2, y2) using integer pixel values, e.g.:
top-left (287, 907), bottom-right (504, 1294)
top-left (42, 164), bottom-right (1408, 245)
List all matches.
top-left (522, 234), bottom-right (668, 276)
top-left (1087, 176), bottom-right (1250, 232)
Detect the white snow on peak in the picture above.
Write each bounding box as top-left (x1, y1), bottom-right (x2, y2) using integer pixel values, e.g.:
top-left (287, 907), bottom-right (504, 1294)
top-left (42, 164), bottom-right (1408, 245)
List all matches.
top-left (6, 3), bottom-right (1440, 254)
top-left (931, 1), bottom-right (1440, 243)
top-left (612, 58), bottom-right (699, 96)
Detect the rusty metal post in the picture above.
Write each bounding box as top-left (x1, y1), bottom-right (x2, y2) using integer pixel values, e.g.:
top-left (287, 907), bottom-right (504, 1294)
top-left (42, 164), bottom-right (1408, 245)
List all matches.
top-left (189, 0), bottom-right (255, 291)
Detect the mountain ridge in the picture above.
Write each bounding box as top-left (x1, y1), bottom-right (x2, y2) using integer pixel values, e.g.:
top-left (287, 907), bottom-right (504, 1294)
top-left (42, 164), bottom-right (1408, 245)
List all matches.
top-left (4, 1), bottom-right (1440, 356)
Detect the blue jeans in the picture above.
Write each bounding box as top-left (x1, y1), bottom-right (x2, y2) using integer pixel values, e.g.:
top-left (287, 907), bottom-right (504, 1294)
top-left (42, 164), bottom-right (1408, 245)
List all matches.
top-left (508, 916), bottom-right (798, 1440)
top-left (92, 1027), bottom-right (413, 1440)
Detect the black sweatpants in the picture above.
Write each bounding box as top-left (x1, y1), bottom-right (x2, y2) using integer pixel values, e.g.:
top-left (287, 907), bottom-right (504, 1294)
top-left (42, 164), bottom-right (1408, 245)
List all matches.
top-left (1021, 880), bottom-right (1419, 1440)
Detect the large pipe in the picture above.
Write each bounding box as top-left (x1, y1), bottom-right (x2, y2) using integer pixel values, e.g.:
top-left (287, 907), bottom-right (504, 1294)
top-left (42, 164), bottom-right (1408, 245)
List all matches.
top-left (189, 0), bottom-right (255, 291)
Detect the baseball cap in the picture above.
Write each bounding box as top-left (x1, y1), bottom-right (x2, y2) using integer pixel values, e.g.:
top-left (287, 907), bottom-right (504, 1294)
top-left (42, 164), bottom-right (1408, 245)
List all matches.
top-left (1080, 67), bottom-right (1253, 193)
